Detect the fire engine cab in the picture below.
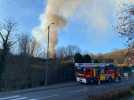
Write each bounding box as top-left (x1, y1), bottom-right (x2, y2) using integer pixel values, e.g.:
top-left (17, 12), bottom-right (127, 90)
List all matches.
top-left (74, 63), bottom-right (121, 84)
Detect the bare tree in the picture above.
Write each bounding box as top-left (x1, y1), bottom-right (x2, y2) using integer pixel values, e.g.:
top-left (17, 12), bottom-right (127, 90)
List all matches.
top-left (18, 33), bottom-right (29, 56)
top-left (66, 45), bottom-right (80, 57)
top-left (0, 20), bottom-right (16, 83)
top-left (117, 4), bottom-right (134, 66)
top-left (56, 45), bottom-right (80, 59)
top-left (18, 34), bottom-right (37, 57)
top-left (29, 38), bottom-right (37, 57)
top-left (35, 48), bottom-right (46, 59)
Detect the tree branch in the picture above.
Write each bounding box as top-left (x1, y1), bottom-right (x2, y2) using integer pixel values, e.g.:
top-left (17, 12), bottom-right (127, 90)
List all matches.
top-left (0, 32), bottom-right (5, 42)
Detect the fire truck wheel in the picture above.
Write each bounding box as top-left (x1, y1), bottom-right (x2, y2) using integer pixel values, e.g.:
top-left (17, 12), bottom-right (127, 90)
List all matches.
top-left (108, 77), bottom-right (113, 82)
top-left (94, 79), bottom-right (98, 84)
top-left (115, 78), bottom-right (119, 82)
top-left (115, 77), bottom-right (121, 82)
top-left (98, 80), bottom-right (101, 85)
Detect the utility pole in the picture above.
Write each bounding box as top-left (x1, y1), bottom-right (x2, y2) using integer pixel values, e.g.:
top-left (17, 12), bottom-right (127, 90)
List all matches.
top-left (47, 26), bottom-right (50, 59)
top-left (45, 23), bottom-right (55, 85)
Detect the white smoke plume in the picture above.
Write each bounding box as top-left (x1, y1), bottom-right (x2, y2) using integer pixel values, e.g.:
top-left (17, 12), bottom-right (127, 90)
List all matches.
top-left (32, 0), bottom-right (132, 58)
top-left (128, 0), bottom-right (134, 3)
top-left (33, 0), bottom-right (89, 58)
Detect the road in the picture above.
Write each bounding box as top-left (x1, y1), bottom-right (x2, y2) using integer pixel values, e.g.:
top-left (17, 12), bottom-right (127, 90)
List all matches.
top-left (0, 77), bottom-right (134, 100)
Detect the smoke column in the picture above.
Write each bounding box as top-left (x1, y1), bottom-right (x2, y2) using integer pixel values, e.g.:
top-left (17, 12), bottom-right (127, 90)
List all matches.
top-left (32, 0), bottom-right (130, 58)
top-left (33, 0), bottom-right (87, 58)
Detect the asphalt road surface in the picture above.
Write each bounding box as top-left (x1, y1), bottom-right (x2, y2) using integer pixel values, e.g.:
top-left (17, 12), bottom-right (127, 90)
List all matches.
top-left (0, 77), bottom-right (134, 100)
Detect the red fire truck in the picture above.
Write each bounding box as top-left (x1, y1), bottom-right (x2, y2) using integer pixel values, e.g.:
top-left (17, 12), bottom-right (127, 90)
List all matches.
top-left (74, 63), bottom-right (121, 84)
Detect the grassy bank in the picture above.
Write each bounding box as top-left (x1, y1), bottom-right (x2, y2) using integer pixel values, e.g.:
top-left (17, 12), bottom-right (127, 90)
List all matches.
top-left (88, 86), bottom-right (134, 100)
